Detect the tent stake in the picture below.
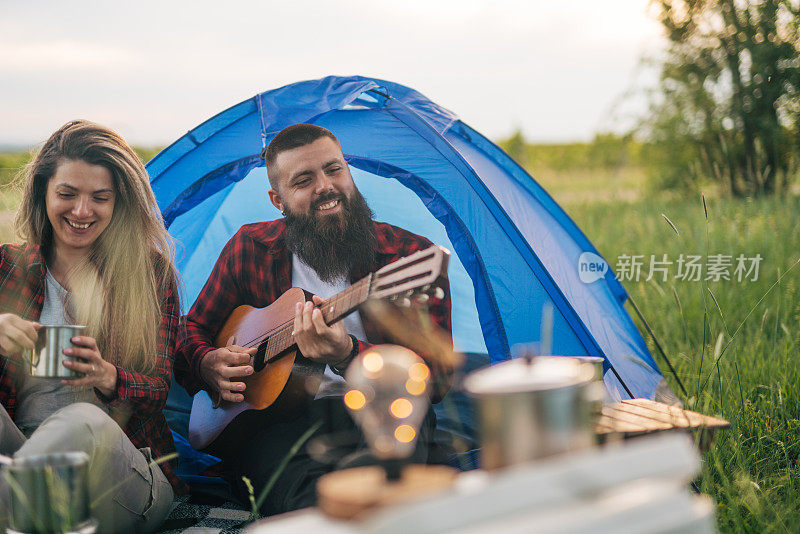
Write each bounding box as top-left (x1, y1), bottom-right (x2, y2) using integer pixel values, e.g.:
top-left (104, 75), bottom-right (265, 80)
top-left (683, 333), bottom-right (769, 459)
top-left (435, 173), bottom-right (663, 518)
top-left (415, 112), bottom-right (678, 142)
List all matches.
top-left (627, 296), bottom-right (688, 398)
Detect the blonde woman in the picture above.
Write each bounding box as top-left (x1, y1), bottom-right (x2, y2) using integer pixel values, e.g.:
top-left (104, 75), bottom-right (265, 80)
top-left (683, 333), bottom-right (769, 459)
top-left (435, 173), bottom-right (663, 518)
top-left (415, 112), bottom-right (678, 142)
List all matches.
top-left (0, 120), bottom-right (182, 533)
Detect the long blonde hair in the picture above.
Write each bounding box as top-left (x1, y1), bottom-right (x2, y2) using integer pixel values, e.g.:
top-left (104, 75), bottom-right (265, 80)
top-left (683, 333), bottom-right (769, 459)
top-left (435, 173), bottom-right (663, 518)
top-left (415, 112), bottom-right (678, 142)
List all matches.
top-left (15, 120), bottom-right (178, 374)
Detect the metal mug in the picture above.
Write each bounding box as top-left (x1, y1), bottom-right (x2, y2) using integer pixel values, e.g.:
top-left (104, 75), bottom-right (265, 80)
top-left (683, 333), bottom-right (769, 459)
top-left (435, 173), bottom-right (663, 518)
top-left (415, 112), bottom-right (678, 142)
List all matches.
top-left (22, 325), bottom-right (86, 378)
top-left (464, 356), bottom-right (602, 470)
top-left (3, 452), bottom-right (94, 533)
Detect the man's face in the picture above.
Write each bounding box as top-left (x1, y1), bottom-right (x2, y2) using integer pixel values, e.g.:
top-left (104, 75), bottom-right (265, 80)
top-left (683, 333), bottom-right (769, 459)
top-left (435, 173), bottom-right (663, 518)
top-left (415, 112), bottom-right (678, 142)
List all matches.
top-left (268, 137), bottom-right (356, 222)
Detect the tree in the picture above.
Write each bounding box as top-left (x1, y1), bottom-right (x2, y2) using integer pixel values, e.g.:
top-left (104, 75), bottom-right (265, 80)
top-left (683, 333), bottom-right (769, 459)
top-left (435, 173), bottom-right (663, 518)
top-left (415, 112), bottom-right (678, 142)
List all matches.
top-left (644, 0), bottom-right (800, 196)
top-left (500, 129), bottom-right (529, 168)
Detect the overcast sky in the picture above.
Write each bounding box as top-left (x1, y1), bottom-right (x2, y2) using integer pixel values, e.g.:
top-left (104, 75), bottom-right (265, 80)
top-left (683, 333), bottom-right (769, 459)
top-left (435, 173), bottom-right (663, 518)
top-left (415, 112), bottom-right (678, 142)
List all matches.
top-left (0, 0), bottom-right (664, 147)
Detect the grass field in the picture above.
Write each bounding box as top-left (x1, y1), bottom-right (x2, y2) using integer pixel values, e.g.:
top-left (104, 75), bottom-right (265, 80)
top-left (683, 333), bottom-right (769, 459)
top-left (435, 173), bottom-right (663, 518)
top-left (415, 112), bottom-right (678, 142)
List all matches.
top-left (536, 167), bottom-right (800, 533)
top-left (1, 152), bottom-right (798, 531)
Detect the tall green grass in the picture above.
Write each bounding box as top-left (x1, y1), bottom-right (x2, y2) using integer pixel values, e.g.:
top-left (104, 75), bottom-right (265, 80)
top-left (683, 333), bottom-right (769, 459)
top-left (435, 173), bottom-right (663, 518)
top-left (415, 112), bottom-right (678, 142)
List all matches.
top-left (554, 184), bottom-right (800, 532)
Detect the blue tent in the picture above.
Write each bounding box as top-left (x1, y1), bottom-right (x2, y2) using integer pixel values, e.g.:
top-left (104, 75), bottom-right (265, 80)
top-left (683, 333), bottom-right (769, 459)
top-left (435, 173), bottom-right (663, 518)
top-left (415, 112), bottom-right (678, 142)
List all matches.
top-left (148, 76), bottom-right (668, 413)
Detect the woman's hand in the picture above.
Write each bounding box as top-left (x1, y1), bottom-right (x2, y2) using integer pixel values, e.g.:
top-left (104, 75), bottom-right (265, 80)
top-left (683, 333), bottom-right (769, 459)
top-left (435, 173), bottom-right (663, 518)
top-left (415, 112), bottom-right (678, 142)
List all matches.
top-left (61, 336), bottom-right (117, 397)
top-left (0, 313), bottom-right (39, 357)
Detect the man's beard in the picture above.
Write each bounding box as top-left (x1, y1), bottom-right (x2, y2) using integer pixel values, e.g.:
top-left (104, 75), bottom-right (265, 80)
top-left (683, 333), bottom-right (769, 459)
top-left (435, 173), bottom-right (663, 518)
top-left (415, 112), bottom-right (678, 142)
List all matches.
top-left (283, 189), bottom-right (377, 283)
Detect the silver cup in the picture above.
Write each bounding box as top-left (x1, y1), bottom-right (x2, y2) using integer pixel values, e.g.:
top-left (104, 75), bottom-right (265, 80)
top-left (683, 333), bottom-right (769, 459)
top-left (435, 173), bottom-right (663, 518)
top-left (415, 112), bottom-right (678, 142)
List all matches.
top-left (23, 325), bottom-right (86, 378)
top-left (4, 452), bottom-right (93, 533)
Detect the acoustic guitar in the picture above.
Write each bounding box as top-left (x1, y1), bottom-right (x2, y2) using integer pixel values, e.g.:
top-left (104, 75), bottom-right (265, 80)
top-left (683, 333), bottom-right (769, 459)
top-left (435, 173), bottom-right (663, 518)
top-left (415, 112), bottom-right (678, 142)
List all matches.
top-left (188, 245), bottom-right (450, 454)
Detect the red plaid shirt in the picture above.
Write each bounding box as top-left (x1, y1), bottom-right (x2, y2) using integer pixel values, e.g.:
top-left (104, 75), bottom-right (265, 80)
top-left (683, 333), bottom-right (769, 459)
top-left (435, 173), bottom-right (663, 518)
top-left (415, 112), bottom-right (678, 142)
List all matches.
top-left (0, 243), bottom-right (184, 493)
top-left (175, 219), bottom-right (452, 403)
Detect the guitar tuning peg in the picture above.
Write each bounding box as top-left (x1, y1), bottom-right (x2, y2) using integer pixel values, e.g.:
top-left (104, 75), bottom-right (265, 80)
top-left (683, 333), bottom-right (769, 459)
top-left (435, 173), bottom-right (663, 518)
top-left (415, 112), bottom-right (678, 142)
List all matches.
top-left (415, 293), bottom-right (430, 304)
top-left (398, 297), bottom-right (412, 308)
top-left (389, 294), bottom-right (398, 301)
top-left (433, 287), bottom-right (445, 299)
top-left (404, 289), bottom-right (415, 297)
top-left (422, 284), bottom-right (431, 293)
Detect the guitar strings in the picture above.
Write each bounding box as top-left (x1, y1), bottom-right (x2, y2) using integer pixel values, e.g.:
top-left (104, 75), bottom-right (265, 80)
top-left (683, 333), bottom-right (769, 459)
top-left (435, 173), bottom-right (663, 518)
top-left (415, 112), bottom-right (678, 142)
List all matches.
top-left (236, 278), bottom-right (369, 350)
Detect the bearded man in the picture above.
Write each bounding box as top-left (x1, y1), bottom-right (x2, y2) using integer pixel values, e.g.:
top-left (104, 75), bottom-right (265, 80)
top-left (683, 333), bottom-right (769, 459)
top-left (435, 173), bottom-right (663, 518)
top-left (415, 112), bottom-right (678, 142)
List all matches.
top-left (174, 123), bottom-right (452, 516)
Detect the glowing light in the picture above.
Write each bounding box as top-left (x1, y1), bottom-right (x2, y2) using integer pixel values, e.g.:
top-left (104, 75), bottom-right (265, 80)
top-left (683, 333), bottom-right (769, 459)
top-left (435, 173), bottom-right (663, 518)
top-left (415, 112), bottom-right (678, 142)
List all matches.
top-left (405, 378), bottom-right (426, 396)
top-left (409, 362), bottom-right (429, 381)
top-left (362, 352), bottom-right (384, 373)
top-left (395, 425), bottom-right (416, 443)
top-left (344, 390), bottom-right (366, 410)
top-left (345, 345), bottom-right (431, 460)
top-left (390, 398), bottom-right (413, 418)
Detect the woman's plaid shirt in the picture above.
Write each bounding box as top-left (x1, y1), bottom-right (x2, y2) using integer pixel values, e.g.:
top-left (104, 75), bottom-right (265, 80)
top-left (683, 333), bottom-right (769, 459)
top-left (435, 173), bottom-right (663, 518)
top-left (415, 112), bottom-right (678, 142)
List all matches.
top-left (0, 243), bottom-right (184, 492)
top-left (175, 219), bottom-right (453, 403)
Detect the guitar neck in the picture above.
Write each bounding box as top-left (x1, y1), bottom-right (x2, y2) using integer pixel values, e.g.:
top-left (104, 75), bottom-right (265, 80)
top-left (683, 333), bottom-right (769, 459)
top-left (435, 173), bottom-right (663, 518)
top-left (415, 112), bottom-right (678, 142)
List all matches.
top-left (258, 245), bottom-right (448, 363)
top-left (263, 275), bottom-right (373, 361)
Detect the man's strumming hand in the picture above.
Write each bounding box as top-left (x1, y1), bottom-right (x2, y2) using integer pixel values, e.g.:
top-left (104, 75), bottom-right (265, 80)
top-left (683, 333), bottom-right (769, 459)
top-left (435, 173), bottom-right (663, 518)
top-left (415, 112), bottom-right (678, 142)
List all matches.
top-left (200, 344), bottom-right (256, 403)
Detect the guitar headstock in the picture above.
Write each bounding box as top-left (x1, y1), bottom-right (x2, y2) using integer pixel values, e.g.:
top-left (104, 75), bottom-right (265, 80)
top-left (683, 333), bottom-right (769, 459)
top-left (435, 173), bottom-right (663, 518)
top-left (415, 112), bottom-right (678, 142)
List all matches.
top-left (368, 245), bottom-right (450, 302)
top-left (387, 284), bottom-right (446, 308)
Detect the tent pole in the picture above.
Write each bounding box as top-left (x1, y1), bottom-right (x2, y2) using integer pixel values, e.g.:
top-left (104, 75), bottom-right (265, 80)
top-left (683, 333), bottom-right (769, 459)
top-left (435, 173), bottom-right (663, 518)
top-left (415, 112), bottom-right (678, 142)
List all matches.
top-left (627, 296), bottom-right (688, 398)
top-left (608, 364), bottom-right (635, 399)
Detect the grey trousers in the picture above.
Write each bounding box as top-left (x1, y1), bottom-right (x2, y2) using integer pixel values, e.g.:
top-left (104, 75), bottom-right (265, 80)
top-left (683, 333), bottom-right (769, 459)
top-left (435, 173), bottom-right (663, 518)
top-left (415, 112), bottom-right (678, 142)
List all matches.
top-left (0, 402), bottom-right (174, 533)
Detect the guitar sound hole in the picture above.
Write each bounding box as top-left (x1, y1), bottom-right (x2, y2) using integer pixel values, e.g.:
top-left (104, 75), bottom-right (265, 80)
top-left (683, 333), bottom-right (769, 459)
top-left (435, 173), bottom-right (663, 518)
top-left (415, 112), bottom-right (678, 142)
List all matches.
top-left (254, 341), bottom-right (268, 372)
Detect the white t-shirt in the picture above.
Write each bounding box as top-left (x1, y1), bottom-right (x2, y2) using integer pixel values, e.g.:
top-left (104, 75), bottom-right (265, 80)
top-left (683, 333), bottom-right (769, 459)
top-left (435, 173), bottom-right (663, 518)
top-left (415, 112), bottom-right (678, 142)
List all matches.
top-left (15, 269), bottom-right (107, 436)
top-left (290, 255), bottom-right (366, 398)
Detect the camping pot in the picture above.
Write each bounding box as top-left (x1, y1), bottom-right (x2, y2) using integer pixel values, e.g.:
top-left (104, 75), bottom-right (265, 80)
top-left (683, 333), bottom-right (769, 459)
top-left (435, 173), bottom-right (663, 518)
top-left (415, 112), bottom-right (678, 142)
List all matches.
top-left (464, 356), bottom-right (603, 470)
top-left (2, 452), bottom-right (95, 533)
top-left (22, 325), bottom-right (85, 378)
top-left (569, 356), bottom-right (608, 413)
top-left (571, 356), bottom-right (605, 381)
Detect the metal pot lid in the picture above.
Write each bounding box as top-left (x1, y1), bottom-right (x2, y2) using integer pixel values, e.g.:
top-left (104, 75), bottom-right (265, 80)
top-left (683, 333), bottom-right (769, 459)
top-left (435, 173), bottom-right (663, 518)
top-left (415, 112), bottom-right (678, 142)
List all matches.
top-left (464, 356), bottom-right (595, 395)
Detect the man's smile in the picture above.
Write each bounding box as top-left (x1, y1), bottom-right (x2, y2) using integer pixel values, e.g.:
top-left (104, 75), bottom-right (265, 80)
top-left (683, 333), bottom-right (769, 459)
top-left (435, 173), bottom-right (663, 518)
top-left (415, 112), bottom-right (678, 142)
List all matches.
top-left (311, 192), bottom-right (347, 215)
top-left (315, 199), bottom-right (340, 211)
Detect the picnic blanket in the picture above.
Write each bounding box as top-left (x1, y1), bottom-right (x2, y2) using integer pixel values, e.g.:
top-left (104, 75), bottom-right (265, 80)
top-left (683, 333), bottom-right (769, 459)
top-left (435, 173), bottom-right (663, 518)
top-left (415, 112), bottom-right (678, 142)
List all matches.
top-left (158, 496), bottom-right (250, 534)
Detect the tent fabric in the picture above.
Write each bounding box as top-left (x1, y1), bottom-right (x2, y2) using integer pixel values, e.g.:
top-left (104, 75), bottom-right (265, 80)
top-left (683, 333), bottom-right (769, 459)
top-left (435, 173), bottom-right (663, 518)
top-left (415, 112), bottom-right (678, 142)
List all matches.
top-left (148, 75), bottom-right (665, 405)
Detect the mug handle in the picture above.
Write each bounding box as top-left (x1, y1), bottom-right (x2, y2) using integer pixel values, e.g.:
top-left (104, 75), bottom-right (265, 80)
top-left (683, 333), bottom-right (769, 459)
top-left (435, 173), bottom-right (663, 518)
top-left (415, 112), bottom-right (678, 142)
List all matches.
top-left (21, 348), bottom-right (40, 367)
top-left (22, 330), bottom-right (44, 367)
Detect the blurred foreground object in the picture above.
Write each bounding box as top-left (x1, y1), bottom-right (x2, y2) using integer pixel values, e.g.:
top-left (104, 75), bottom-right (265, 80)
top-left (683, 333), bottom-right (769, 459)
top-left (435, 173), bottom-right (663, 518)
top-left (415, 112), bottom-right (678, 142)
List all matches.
top-left (596, 398), bottom-right (730, 450)
top-left (246, 433), bottom-right (714, 533)
top-left (343, 345), bottom-right (433, 468)
top-left (361, 298), bottom-right (461, 402)
top-left (464, 356), bottom-right (602, 470)
top-left (318, 345), bottom-right (457, 519)
top-left (3, 452), bottom-right (95, 533)
top-left (317, 464), bottom-right (456, 521)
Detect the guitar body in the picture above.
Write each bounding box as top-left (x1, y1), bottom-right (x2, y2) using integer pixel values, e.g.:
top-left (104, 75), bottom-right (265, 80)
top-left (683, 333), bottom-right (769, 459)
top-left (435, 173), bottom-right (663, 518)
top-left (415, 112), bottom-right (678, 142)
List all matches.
top-left (187, 245), bottom-right (450, 455)
top-left (188, 288), bottom-right (324, 454)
